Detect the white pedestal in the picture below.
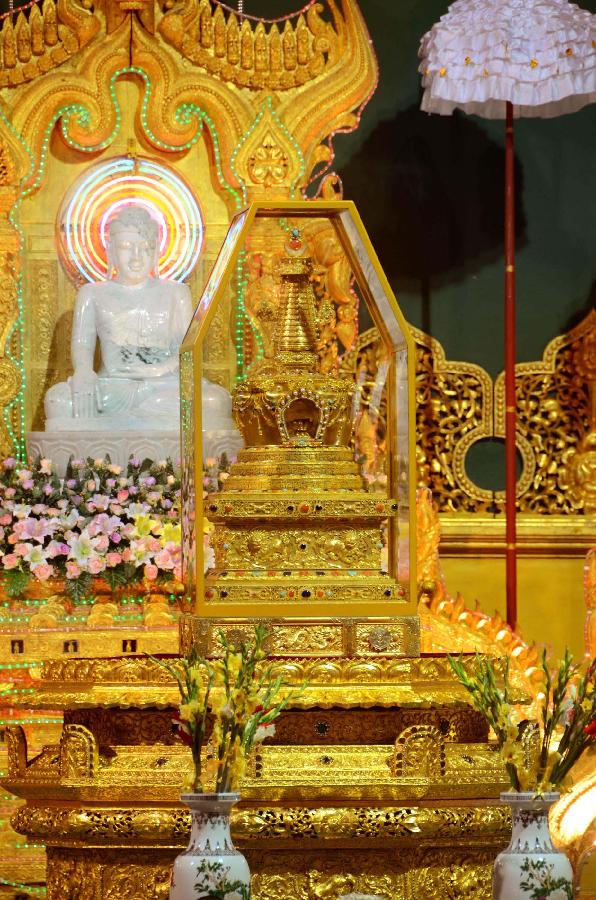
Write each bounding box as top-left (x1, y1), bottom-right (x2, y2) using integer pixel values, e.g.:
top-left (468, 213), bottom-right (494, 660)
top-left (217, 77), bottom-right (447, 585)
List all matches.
top-left (27, 429), bottom-right (244, 475)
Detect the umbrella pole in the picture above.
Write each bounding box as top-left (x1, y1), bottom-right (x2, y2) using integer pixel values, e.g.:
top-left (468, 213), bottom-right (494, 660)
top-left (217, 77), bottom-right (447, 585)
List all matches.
top-left (504, 100), bottom-right (517, 629)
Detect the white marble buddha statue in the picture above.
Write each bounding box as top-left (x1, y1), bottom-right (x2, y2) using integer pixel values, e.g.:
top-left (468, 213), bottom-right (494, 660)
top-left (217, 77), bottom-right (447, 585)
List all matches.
top-left (44, 206), bottom-right (237, 442)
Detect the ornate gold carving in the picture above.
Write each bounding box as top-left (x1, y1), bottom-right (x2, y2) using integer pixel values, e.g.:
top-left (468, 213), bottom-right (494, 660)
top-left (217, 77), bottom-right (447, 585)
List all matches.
top-left (13, 802), bottom-right (509, 846)
top-left (59, 724), bottom-right (98, 779)
top-left (0, 0), bottom-right (100, 87)
top-left (181, 616), bottom-right (420, 663)
top-left (234, 101), bottom-right (300, 196)
top-left (6, 723), bottom-right (27, 777)
top-left (45, 848), bottom-right (172, 900)
top-left (63, 709), bottom-right (178, 745)
top-left (212, 524), bottom-right (382, 570)
top-left (389, 725), bottom-right (445, 779)
top-left (341, 311), bottom-right (595, 514)
top-left (159, 0), bottom-right (340, 92)
top-left (250, 707), bottom-right (487, 746)
top-left (558, 312), bottom-right (596, 514)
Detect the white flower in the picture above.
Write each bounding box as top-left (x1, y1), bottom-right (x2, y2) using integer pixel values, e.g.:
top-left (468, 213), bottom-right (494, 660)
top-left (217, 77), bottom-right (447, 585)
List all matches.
top-left (254, 723), bottom-right (276, 742)
top-left (23, 544), bottom-right (48, 567)
top-left (68, 531), bottom-right (100, 567)
top-left (223, 892), bottom-right (243, 900)
top-left (127, 502), bottom-right (149, 517)
top-left (203, 546), bottom-right (215, 573)
top-left (11, 503), bottom-right (32, 519)
top-left (61, 509), bottom-right (80, 529)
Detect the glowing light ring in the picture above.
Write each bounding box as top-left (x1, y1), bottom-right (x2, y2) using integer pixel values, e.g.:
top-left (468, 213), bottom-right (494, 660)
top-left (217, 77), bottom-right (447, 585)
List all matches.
top-left (58, 157), bottom-right (203, 283)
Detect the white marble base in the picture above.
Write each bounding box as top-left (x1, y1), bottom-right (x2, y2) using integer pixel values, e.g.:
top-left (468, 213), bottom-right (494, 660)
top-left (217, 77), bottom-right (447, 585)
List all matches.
top-left (27, 428), bottom-right (244, 475)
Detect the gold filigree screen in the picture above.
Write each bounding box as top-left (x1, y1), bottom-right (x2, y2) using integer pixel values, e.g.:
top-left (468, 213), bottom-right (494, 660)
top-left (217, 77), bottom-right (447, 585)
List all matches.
top-left (340, 310), bottom-right (595, 515)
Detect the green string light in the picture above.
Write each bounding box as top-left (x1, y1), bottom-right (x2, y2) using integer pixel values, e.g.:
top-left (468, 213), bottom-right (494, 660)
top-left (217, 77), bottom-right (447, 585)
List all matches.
top-left (0, 108), bottom-right (35, 460)
top-left (0, 879), bottom-right (46, 895)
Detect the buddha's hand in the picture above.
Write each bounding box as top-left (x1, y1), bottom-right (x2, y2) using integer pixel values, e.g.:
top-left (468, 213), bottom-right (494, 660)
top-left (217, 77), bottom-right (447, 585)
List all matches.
top-left (70, 369), bottom-right (99, 418)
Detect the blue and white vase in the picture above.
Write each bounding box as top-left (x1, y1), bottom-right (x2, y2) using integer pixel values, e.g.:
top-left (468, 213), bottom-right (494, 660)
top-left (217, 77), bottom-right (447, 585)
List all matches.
top-left (170, 793), bottom-right (250, 900)
top-left (493, 792), bottom-right (573, 900)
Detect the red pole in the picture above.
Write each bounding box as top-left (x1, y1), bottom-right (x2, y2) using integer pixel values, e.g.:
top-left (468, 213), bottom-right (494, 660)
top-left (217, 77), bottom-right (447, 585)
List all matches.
top-left (504, 100), bottom-right (517, 630)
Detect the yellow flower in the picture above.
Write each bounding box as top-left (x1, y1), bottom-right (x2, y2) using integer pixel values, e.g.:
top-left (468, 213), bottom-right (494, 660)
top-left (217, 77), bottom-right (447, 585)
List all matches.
top-left (506, 724), bottom-right (518, 742)
top-left (132, 514), bottom-right (162, 538)
top-left (180, 698), bottom-right (202, 720)
top-left (188, 665), bottom-right (204, 691)
top-left (162, 522), bottom-right (181, 544)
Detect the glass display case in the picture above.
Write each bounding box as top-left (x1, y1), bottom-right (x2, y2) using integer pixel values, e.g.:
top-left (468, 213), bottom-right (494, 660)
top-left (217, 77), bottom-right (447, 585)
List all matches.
top-left (180, 200), bottom-right (417, 625)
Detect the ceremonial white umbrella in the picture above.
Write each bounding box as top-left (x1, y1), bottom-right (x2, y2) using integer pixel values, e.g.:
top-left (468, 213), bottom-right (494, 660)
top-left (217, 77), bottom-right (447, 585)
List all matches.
top-left (419, 0), bottom-right (595, 628)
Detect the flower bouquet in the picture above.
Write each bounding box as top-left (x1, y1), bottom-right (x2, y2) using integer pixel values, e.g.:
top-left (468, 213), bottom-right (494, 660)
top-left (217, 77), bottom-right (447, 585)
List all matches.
top-left (151, 625), bottom-right (302, 900)
top-left (0, 454), bottom-right (182, 601)
top-left (151, 624), bottom-right (298, 793)
top-left (449, 651), bottom-right (595, 900)
top-left (449, 650), bottom-right (595, 793)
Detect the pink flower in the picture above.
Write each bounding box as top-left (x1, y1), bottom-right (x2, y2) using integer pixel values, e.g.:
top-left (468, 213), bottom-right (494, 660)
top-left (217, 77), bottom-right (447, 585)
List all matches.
top-left (2, 553), bottom-right (19, 569)
top-left (22, 479), bottom-right (34, 490)
top-left (14, 518), bottom-right (55, 542)
top-left (95, 534), bottom-right (109, 552)
top-left (34, 562), bottom-right (54, 581)
top-left (144, 563), bottom-right (158, 581)
top-left (106, 551), bottom-right (122, 567)
top-left (43, 484), bottom-right (54, 496)
top-left (65, 560), bottom-right (82, 579)
top-left (17, 469), bottom-right (32, 482)
top-left (7, 533), bottom-right (18, 545)
top-left (15, 542), bottom-right (30, 557)
top-left (109, 531), bottom-right (122, 544)
top-left (88, 556), bottom-right (105, 575)
top-left (46, 540), bottom-right (69, 558)
top-left (121, 547), bottom-right (133, 562)
top-left (155, 548), bottom-right (174, 570)
top-left (3, 457), bottom-right (15, 468)
top-left (4, 487), bottom-right (15, 498)
top-left (117, 489), bottom-right (129, 502)
top-left (0, 514), bottom-right (12, 526)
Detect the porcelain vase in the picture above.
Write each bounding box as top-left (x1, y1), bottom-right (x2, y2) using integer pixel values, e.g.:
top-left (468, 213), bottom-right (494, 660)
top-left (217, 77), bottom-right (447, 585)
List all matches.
top-left (170, 793), bottom-right (251, 900)
top-left (493, 792), bottom-right (573, 900)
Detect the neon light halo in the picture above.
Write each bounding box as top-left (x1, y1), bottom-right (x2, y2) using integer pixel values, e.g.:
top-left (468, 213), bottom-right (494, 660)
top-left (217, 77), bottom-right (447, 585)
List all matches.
top-left (57, 156), bottom-right (204, 283)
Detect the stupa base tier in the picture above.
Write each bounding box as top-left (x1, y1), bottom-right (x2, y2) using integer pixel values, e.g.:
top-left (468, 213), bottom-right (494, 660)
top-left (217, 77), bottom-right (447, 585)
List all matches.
top-left (205, 490), bottom-right (397, 521)
top-left (202, 574), bottom-right (407, 613)
top-left (211, 523), bottom-right (386, 571)
top-left (180, 614), bottom-right (420, 658)
top-left (13, 802), bottom-right (507, 899)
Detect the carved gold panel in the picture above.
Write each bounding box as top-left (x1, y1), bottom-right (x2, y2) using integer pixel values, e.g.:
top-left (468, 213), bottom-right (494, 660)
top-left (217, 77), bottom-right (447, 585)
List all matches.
top-left (341, 310), bottom-right (595, 515)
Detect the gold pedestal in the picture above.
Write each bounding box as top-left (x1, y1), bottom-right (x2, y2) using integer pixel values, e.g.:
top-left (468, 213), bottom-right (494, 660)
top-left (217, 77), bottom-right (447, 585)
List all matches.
top-left (5, 654), bottom-right (510, 899)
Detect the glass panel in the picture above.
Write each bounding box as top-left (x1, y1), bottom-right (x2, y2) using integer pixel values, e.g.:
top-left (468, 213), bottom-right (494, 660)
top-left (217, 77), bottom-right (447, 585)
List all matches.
top-left (338, 209), bottom-right (407, 350)
top-left (183, 209), bottom-right (249, 347)
top-left (180, 350), bottom-right (197, 594)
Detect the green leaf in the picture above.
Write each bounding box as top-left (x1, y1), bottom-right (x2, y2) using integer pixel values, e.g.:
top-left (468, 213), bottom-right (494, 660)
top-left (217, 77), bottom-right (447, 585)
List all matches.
top-left (3, 569), bottom-right (30, 597)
